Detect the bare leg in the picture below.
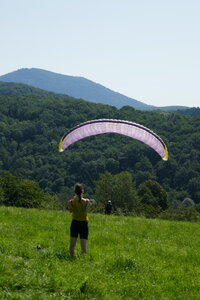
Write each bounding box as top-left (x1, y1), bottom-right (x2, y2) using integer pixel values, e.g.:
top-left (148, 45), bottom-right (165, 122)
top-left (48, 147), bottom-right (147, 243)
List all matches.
top-left (80, 239), bottom-right (87, 254)
top-left (69, 237), bottom-right (77, 256)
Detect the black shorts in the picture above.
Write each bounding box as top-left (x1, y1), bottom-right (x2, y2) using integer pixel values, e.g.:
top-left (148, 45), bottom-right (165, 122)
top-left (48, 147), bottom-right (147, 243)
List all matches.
top-left (70, 220), bottom-right (89, 240)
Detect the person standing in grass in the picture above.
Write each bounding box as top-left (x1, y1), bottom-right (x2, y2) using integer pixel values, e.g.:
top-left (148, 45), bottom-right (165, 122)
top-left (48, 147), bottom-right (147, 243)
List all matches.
top-left (68, 183), bottom-right (90, 256)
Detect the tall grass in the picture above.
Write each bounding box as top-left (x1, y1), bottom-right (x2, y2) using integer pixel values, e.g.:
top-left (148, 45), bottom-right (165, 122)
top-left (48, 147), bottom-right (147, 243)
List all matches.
top-left (0, 206), bottom-right (199, 299)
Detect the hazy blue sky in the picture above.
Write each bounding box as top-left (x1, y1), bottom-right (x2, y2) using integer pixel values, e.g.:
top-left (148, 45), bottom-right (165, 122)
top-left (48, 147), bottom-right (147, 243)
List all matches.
top-left (1, 0), bottom-right (200, 107)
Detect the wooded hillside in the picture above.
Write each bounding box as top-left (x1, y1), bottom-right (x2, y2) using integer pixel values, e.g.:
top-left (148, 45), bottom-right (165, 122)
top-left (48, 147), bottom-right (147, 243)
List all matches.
top-left (0, 82), bottom-right (200, 206)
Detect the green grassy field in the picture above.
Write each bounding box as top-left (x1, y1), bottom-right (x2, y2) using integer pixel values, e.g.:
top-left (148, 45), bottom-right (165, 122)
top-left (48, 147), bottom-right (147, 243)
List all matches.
top-left (0, 206), bottom-right (199, 299)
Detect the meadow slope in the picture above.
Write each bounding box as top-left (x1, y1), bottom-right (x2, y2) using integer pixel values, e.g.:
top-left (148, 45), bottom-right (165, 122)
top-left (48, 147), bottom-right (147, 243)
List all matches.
top-left (0, 206), bottom-right (199, 299)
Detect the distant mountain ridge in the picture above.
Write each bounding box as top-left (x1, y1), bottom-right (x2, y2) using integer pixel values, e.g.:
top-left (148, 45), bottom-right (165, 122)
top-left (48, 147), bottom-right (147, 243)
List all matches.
top-left (0, 68), bottom-right (189, 111)
top-left (0, 68), bottom-right (153, 110)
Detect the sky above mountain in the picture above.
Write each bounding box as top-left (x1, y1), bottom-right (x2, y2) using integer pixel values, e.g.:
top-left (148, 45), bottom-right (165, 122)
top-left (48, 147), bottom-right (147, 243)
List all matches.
top-left (1, 0), bottom-right (200, 107)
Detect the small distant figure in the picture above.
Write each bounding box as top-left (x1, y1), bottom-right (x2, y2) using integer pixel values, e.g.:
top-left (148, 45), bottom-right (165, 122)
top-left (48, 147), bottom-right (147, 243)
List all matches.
top-left (105, 200), bottom-right (113, 215)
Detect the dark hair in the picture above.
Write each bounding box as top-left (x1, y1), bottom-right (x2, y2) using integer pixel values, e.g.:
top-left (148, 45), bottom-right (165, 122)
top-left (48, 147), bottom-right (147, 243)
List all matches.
top-left (74, 183), bottom-right (83, 202)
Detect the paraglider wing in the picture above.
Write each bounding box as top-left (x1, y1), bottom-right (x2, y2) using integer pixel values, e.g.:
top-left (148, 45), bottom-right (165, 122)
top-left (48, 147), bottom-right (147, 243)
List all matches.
top-left (58, 119), bottom-right (168, 160)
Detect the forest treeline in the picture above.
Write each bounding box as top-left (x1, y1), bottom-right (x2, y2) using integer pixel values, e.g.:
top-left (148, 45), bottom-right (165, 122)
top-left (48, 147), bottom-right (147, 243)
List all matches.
top-left (0, 82), bottom-right (200, 215)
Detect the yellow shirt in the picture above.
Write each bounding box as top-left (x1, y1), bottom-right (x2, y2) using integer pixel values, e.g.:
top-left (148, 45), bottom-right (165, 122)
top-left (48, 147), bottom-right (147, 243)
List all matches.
top-left (68, 196), bottom-right (88, 221)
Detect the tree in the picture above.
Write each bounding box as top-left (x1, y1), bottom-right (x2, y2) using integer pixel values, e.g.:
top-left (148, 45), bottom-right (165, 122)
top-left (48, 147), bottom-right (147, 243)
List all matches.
top-left (137, 180), bottom-right (168, 217)
top-left (0, 171), bottom-right (55, 208)
top-left (174, 167), bottom-right (199, 189)
top-left (0, 185), bottom-right (5, 204)
top-left (135, 171), bottom-right (156, 187)
top-left (95, 171), bottom-right (139, 212)
top-left (0, 171), bottom-right (21, 206)
top-left (188, 177), bottom-right (200, 203)
top-left (105, 158), bottom-right (119, 174)
top-left (94, 172), bottom-right (114, 204)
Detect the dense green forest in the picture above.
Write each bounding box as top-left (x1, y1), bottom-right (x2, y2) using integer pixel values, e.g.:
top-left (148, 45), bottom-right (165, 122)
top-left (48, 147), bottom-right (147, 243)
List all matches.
top-left (0, 82), bottom-right (200, 212)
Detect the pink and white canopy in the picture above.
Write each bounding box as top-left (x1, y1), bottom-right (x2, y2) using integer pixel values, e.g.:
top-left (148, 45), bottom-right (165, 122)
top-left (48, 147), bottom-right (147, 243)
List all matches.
top-left (58, 119), bottom-right (168, 160)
